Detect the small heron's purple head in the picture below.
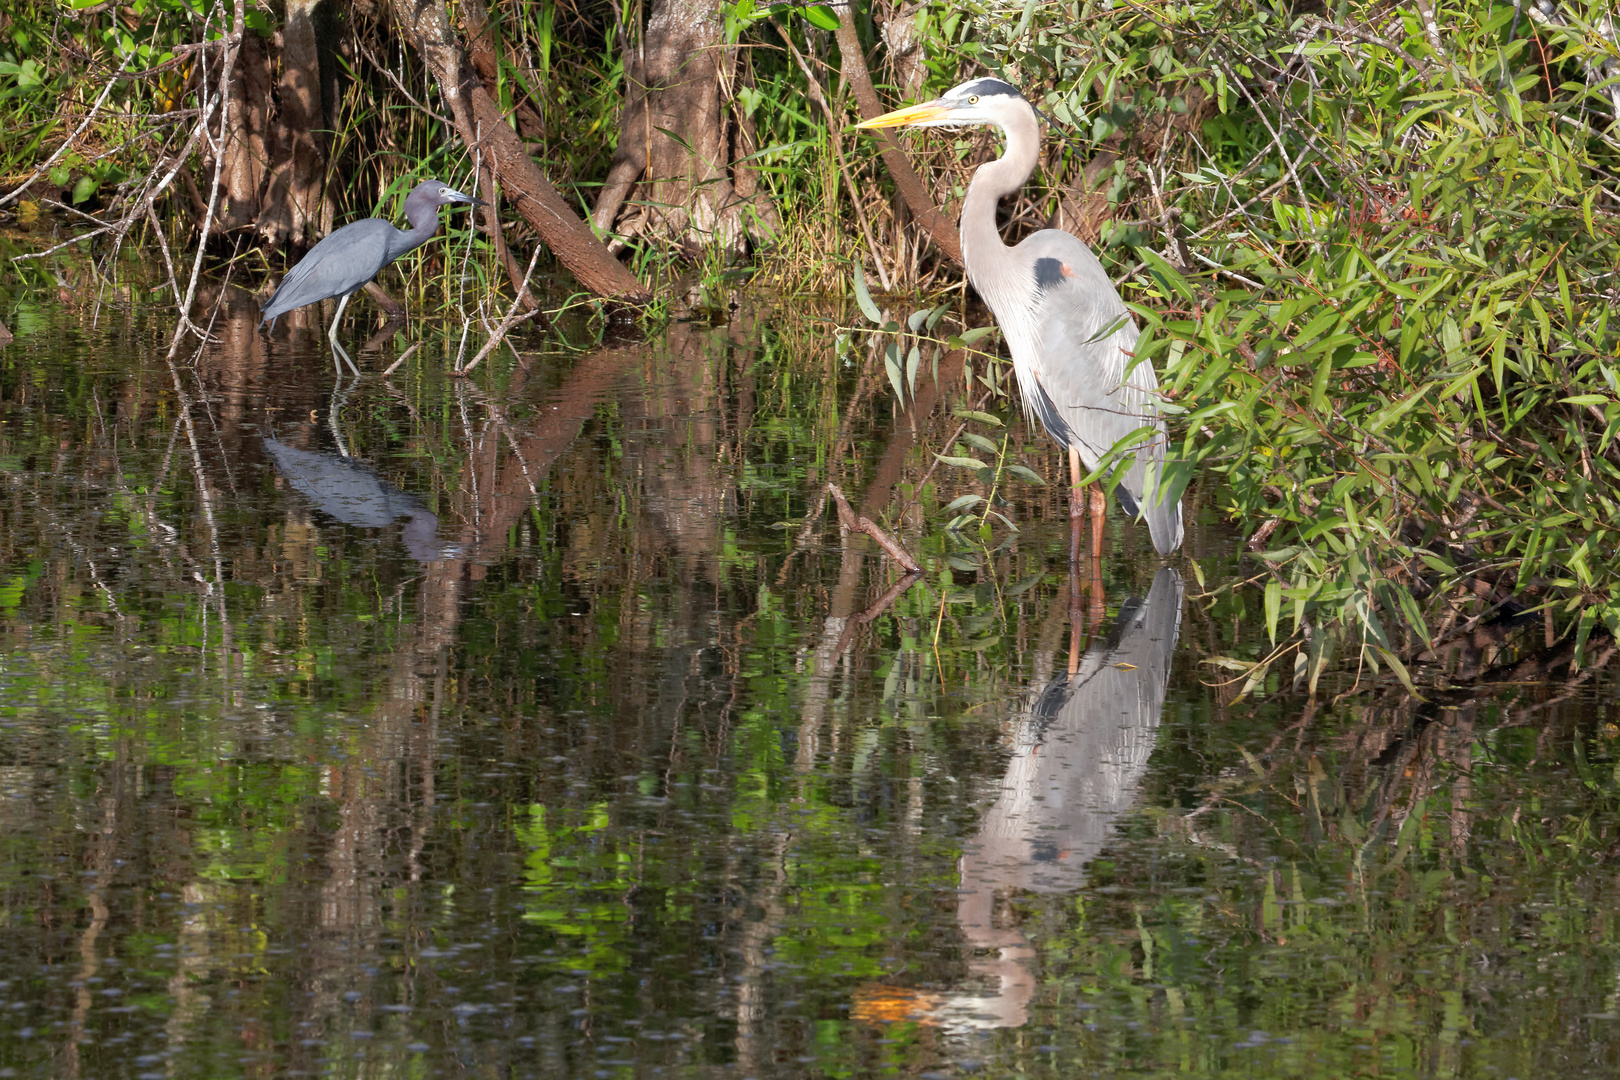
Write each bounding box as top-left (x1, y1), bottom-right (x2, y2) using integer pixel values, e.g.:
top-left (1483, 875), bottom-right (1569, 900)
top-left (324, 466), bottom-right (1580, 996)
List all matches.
top-left (406, 180), bottom-right (488, 216)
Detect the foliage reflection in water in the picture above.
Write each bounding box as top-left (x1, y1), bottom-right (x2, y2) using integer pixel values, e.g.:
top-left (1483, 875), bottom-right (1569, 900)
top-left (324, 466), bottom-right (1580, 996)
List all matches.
top-left (0, 302), bottom-right (1616, 1078)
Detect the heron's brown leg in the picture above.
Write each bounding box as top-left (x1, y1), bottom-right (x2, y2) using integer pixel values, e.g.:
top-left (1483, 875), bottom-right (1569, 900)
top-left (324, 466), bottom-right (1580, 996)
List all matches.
top-left (1088, 481), bottom-right (1106, 626)
top-left (1067, 446), bottom-right (1085, 569)
top-left (1067, 561), bottom-right (1083, 675)
top-left (1088, 481), bottom-right (1106, 562)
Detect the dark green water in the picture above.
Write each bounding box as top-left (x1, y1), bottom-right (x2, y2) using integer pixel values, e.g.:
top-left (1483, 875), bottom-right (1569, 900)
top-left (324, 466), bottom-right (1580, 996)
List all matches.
top-left (0, 301), bottom-right (1617, 1079)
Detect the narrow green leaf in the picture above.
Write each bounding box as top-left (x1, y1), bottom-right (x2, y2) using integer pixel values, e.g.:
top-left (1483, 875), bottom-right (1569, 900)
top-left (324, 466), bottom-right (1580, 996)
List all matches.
top-left (884, 343), bottom-right (905, 402)
top-left (851, 264), bottom-right (882, 325)
top-left (1375, 647), bottom-right (1425, 700)
top-left (1136, 246), bottom-right (1197, 303)
top-left (952, 409), bottom-right (1003, 427)
top-left (947, 326), bottom-right (996, 348)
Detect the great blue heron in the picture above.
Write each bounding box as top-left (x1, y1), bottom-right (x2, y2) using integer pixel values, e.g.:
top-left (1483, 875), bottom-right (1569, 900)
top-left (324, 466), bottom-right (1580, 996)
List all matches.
top-left (857, 78), bottom-right (1183, 558)
top-left (260, 179), bottom-right (487, 377)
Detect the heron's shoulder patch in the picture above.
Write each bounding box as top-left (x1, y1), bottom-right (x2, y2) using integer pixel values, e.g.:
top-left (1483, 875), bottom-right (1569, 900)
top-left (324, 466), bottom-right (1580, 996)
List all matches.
top-left (1033, 257), bottom-right (1075, 291)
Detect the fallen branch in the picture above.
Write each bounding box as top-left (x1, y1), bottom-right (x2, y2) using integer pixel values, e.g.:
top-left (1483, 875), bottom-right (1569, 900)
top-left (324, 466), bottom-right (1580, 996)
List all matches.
top-left (828, 483), bottom-right (921, 573)
top-left (458, 243), bottom-right (545, 375)
top-left (389, 0), bottom-right (650, 303)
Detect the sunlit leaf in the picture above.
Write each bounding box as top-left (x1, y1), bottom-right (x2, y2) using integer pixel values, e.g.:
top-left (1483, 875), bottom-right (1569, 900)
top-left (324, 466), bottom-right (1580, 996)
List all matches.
top-left (952, 409), bottom-right (1003, 427)
top-left (850, 264), bottom-right (882, 325)
top-left (801, 4), bottom-right (840, 30)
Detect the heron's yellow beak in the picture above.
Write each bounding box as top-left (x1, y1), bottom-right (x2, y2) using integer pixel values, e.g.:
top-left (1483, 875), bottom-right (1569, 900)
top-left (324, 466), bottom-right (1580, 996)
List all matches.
top-left (854, 100), bottom-right (949, 129)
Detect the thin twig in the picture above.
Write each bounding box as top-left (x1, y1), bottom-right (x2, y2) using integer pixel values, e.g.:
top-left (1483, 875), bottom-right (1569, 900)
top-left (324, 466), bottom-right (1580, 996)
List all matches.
top-left (381, 342), bottom-right (424, 378)
top-left (166, 0), bottom-right (246, 357)
top-left (458, 244), bottom-right (545, 375)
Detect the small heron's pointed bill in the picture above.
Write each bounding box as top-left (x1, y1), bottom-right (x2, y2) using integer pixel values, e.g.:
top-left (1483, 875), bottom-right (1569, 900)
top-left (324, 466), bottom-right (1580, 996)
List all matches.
top-left (854, 100), bottom-right (950, 129)
top-left (446, 187), bottom-right (489, 208)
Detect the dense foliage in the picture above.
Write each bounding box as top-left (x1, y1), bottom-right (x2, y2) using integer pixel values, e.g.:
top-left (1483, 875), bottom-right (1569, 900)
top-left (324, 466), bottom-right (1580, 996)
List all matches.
top-left (858, 0), bottom-right (1620, 688)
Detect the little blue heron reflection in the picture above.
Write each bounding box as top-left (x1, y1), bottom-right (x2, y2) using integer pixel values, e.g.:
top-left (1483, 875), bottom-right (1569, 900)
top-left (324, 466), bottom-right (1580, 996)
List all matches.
top-left (263, 437), bottom-right (454, 563)
top-left (260, 179), bottom-right (487, 377)
top-left (858, 79), bottom-right (1183, 559)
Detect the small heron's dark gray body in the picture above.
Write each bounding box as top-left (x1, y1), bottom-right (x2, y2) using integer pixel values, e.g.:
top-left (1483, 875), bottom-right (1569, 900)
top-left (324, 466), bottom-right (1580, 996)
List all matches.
top-left (260, 179), bottom-right (485, 376)
top-left (263, 437), bottom-right (451, 563)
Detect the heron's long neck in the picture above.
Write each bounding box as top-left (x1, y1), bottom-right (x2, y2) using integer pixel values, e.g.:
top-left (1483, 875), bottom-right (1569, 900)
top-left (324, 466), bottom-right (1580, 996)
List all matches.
top-left (961, 107), bottom-right (1040, 298)
top-left (389, 209), bottom-right (442, 261)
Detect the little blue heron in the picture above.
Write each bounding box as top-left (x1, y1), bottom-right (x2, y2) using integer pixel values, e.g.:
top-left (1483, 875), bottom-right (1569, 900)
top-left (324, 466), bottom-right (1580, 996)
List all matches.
top-left (260, 179), bottom-right (487, 376)
top-left (857, 79), bottom-right (1183, 558)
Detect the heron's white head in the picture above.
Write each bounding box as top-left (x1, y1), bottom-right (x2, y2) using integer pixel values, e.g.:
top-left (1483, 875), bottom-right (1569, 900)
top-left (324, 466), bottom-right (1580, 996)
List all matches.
top-left (855, 77), bottom-right (1029, 131)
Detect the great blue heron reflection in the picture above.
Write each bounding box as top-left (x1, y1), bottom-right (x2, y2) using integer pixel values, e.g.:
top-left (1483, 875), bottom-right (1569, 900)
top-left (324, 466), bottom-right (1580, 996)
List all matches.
top-left (948, 567), bottom-right (1183, 1028)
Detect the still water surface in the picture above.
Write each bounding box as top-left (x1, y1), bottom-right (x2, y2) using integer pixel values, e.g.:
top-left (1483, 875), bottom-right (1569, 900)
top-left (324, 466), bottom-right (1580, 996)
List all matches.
top-left (0, 304), bottom-right (1618, 1078)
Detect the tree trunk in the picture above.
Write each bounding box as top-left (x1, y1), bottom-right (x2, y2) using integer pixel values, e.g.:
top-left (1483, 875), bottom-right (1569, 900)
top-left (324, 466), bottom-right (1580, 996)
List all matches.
top-left (261, 0), bottom-right (328, 246)
top-left (217, 1), bottom-right (329, 248)
top-left (390, 0), bottom-right (650, 302)
top-left (591, 0), bottom-right (779, 255)
top-left (878, 2), bottom-right (927, 101)
top-left (218, 30), bottom-right (270, 235)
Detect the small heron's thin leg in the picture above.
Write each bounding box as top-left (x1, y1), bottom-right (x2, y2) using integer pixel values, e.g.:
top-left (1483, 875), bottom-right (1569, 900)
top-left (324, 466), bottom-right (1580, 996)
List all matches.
top-left (328, 379), bottom-right (354, 459)
top-left (326, 293), bottom-right (362, 378)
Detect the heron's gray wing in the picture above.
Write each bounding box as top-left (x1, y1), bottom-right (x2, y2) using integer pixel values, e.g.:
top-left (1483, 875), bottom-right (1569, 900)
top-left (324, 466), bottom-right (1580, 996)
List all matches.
top-left (1015, 231), bottom-right (1183, 553)
top-left (261, 219), bottom-right (399, 323)
top-left (962, 567), bottom-right (1184, 894)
